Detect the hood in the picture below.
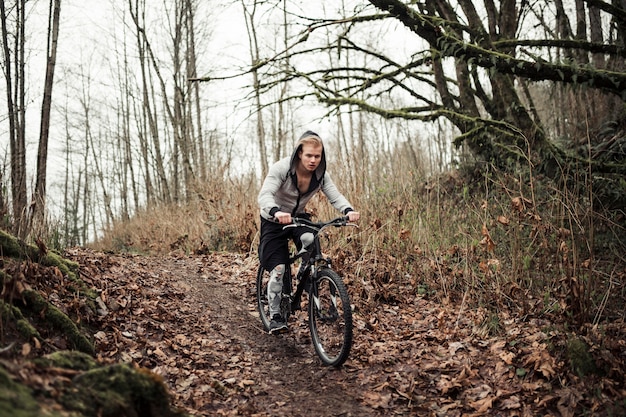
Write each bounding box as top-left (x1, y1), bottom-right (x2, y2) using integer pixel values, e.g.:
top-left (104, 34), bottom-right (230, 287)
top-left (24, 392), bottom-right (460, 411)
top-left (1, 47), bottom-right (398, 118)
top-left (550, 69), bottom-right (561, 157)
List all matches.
top-left (288, 130), bottom-right (327, 181)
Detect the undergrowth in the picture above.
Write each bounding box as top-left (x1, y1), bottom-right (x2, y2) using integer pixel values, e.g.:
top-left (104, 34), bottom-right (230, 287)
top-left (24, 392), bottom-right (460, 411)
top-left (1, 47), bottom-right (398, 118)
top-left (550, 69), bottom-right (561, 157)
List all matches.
top-left (87, 163), bottom-right (626, 328)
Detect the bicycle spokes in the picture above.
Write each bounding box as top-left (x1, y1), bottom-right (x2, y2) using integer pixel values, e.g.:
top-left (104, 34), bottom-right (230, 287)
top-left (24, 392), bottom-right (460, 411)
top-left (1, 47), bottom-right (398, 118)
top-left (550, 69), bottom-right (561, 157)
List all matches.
top-left (308, 269), bottom-right (353, 367)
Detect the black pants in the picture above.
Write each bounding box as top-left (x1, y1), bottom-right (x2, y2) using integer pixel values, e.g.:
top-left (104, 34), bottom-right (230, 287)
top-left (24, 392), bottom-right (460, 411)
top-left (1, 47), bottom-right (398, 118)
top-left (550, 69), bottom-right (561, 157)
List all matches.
top-left (258, 216), bottom-right (310, 271)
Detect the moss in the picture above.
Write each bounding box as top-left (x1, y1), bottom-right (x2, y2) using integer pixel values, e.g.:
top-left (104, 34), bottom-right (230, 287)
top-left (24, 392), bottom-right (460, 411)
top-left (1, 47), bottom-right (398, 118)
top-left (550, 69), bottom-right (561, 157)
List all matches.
top-left (0, 229), bottom-right (26, 258)
top-left (15, 318), bottom-right (41, 340)
top-left (1, 351), bottom-right (183, 417)
top-left (62, 364), bottom-right (187, 417)
top-left (0, 300), bottom-right (42, 341)
top-left (21, 290), bottom-right (94, 355)
top-left (33, 351), bottom-right (98, 372)
top-left (37, 250), bottom-right (95, 301)
top-left (1, 230), bottom-right (96, 306)
top-left (2, 230), bottom-right (95, 355)
top-left (0, 229), bottom-right (80, 282)
top-left (0, 367), bottom-right (43, 417)
top-left (567, 336), bottom-right (597, 377)
top-left (39, 251), bottom-right (79, 281)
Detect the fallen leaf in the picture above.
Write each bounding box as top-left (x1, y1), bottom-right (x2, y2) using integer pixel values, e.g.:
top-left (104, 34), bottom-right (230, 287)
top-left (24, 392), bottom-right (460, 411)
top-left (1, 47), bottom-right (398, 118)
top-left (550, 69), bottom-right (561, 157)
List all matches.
top-left (469, 395), bottom-right (494, 413)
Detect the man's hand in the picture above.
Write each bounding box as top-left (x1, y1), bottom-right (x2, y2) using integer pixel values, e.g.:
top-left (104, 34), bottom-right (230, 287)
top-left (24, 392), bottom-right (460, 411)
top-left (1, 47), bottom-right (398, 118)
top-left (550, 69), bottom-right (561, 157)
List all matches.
top-left (347, 211), bottom-right (360, 222)
top-left (275, 211), bottom-right (292, 224)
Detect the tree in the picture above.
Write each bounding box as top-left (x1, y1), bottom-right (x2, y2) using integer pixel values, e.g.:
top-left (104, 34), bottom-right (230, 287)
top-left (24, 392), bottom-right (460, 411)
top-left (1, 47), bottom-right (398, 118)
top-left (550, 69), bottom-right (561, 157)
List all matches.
top-left (129, 0), bottom-right (172, 205)
top-left (241, 0), bottom-right (269, 177)
top-left (33, 0), bottom-right (63, 229)
top-left (240, 0), bottom-right (626, 181)
top-left (1, 0), bottom-right (63, 237)
top-left (1, 0), bottom-right (28, 237)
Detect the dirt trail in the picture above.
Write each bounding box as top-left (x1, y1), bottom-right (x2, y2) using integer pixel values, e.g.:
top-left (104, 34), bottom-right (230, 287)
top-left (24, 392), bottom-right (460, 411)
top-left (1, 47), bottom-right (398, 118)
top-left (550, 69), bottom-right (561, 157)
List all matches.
top-left (182, 257), bottom-right (377, 416)
top-left (73, 250), bottom-right (382, 417)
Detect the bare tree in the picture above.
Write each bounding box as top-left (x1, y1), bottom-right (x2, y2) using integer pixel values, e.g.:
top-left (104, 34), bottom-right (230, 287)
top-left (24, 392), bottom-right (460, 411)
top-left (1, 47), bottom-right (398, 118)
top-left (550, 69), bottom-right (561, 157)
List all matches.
top-left (240, 0), bottom-right (626, 182)
top-left (185, 0), bottom-right (207, 182)
top-left (241, 0), bottom-right (269, 177)
top-left (33, 0), bottom-right (62, 229)
top-left (1, 0), bottom-right (28, 237)
top-left (62, 112), bottom-right (76, 245)
top-left (129, 0), bottom-right (172, 204)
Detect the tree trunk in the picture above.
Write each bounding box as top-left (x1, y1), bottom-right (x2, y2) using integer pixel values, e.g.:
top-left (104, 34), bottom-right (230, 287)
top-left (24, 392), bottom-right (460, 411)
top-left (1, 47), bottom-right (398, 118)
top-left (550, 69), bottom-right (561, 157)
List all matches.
top-left (185, 0), bottom-right (205, 182)
top-left (242, 0), bottom-right (269, 176)
top-left (130, 0), bottom-right (172, 204)
top-left (1, 0), bottom-right (28, 237)
top-left (33, 0), bottom-right (62, 229)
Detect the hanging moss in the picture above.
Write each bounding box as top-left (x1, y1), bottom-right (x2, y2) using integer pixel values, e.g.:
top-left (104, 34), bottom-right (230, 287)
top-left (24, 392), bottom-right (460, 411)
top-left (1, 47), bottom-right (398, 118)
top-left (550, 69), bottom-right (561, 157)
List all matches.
top-left (61, 364), bottom-right (187, 417)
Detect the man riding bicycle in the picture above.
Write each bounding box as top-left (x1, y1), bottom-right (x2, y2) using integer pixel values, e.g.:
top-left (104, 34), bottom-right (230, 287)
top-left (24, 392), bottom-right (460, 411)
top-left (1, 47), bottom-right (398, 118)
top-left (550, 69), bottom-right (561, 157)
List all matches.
top-left (258, 130), bottom-right (360, 334)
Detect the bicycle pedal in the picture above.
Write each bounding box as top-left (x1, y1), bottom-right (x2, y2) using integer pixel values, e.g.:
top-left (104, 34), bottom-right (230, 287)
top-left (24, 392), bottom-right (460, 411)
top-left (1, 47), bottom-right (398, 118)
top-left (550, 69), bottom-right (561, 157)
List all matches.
top-left (269, 326), bottom-right (289, 335)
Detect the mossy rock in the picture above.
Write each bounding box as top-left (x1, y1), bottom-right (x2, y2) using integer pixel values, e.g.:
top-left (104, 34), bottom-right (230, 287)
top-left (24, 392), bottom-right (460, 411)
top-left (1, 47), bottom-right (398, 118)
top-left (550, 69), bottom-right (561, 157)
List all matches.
top-left (1, 353), bottom-right (183, 417)
top-left (33, 351), bottom-right (98, 372)
top-left (61, 363), bottom-right (186, 417)
top-left (0, 229), bottom-right (80, 281)
top-left (0, 366), bottom-right (53, 417)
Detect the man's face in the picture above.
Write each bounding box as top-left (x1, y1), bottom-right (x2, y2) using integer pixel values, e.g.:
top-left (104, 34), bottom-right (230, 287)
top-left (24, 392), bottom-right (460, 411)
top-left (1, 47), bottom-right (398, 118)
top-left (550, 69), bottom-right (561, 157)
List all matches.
top-left (299, 143), bottom-right (323, 172)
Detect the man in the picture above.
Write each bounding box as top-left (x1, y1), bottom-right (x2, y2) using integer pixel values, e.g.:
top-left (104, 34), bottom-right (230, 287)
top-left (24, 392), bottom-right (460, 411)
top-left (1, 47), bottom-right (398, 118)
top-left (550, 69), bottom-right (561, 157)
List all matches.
top-left (258, 130), bottom-right (360, 334)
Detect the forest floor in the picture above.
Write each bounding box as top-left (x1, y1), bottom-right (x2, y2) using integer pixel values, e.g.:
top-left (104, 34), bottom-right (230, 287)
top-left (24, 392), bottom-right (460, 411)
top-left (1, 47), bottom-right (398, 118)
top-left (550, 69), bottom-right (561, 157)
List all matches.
top-left (3, 248), bottom-right (626, 416)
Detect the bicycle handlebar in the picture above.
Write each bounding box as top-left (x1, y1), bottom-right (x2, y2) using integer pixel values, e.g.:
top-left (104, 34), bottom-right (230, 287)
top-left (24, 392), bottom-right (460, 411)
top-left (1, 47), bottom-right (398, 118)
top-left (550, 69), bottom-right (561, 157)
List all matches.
top-left (282, 216), bottom-right (358, 232)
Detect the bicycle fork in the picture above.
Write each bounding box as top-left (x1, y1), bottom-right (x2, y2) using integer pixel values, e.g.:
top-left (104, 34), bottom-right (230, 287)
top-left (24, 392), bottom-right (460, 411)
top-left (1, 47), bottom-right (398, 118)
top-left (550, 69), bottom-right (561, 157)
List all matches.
top-left (290, 264), bottom-right (312, 312)
top-left (310, 269), bottom-right (340, 322)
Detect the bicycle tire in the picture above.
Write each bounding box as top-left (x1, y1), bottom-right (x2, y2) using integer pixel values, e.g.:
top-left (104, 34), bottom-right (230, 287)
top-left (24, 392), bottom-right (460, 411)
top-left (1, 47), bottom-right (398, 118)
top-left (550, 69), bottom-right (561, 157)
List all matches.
top-left (256, 266), bottom-right (272, 331)
top-left (256, 265), bottom-right (292, 332)
top-left (308, 267), bottom-right (353, 367)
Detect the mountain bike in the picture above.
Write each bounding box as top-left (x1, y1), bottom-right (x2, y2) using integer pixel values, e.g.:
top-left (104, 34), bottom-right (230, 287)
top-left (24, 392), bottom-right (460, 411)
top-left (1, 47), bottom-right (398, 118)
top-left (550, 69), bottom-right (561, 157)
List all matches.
top-left (256, 216), bottom-right (357, 367)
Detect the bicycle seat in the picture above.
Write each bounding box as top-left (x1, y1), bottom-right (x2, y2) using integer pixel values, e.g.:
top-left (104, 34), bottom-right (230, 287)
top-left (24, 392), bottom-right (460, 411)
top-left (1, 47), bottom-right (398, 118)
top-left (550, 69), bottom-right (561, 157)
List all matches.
top-left (297, 232), bottom-right (314, 255)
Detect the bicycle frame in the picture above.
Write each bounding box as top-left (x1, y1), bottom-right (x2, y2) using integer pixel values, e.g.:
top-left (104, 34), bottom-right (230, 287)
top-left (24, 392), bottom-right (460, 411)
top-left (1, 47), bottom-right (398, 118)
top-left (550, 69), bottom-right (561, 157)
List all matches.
top-left (283, 217), bottom-right (354, 314)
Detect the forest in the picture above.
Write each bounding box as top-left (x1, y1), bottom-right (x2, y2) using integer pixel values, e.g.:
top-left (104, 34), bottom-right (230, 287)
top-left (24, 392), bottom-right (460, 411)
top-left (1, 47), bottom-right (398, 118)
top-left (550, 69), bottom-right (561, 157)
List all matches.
top-left (1, 0), bottom-right (625, 416)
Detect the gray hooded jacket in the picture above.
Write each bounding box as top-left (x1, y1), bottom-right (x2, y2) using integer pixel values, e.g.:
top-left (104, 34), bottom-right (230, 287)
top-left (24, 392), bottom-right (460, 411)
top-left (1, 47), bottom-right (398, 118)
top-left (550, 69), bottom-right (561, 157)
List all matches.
top-left (258, 134), bottom-right (353, 221)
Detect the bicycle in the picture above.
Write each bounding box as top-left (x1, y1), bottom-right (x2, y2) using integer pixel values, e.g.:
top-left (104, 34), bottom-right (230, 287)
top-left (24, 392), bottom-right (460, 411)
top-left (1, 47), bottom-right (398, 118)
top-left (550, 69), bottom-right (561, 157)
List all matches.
top-left (256, 216), bottom-right (357, 367)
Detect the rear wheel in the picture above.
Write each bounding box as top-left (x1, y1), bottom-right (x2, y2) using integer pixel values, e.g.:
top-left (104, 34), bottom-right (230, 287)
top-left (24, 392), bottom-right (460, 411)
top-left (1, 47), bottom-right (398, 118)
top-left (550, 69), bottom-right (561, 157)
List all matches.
top-left (308, 267), bottom-right (353, 367)
top-left (256, 266), bottom-right (272, 331)
top-left (256, 266), bottom-right (292, 332)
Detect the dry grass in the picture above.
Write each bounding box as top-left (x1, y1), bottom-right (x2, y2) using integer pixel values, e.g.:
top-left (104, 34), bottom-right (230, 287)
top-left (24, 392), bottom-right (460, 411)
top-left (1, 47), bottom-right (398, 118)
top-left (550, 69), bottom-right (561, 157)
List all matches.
top-left (91, 177), bottom-right (259, 256)
top-left (92, 161), bottom-right (626, 325)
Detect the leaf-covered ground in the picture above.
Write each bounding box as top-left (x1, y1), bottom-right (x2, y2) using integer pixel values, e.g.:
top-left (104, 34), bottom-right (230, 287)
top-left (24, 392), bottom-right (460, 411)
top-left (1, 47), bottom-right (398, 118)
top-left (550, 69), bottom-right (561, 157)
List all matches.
top-left (3, 248), bottom-right (625, 416)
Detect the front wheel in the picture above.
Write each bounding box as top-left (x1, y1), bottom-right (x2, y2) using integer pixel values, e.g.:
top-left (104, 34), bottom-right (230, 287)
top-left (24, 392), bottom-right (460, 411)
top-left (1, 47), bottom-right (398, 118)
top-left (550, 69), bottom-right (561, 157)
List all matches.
top-left (308, 268), bottom-right (353, 367)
